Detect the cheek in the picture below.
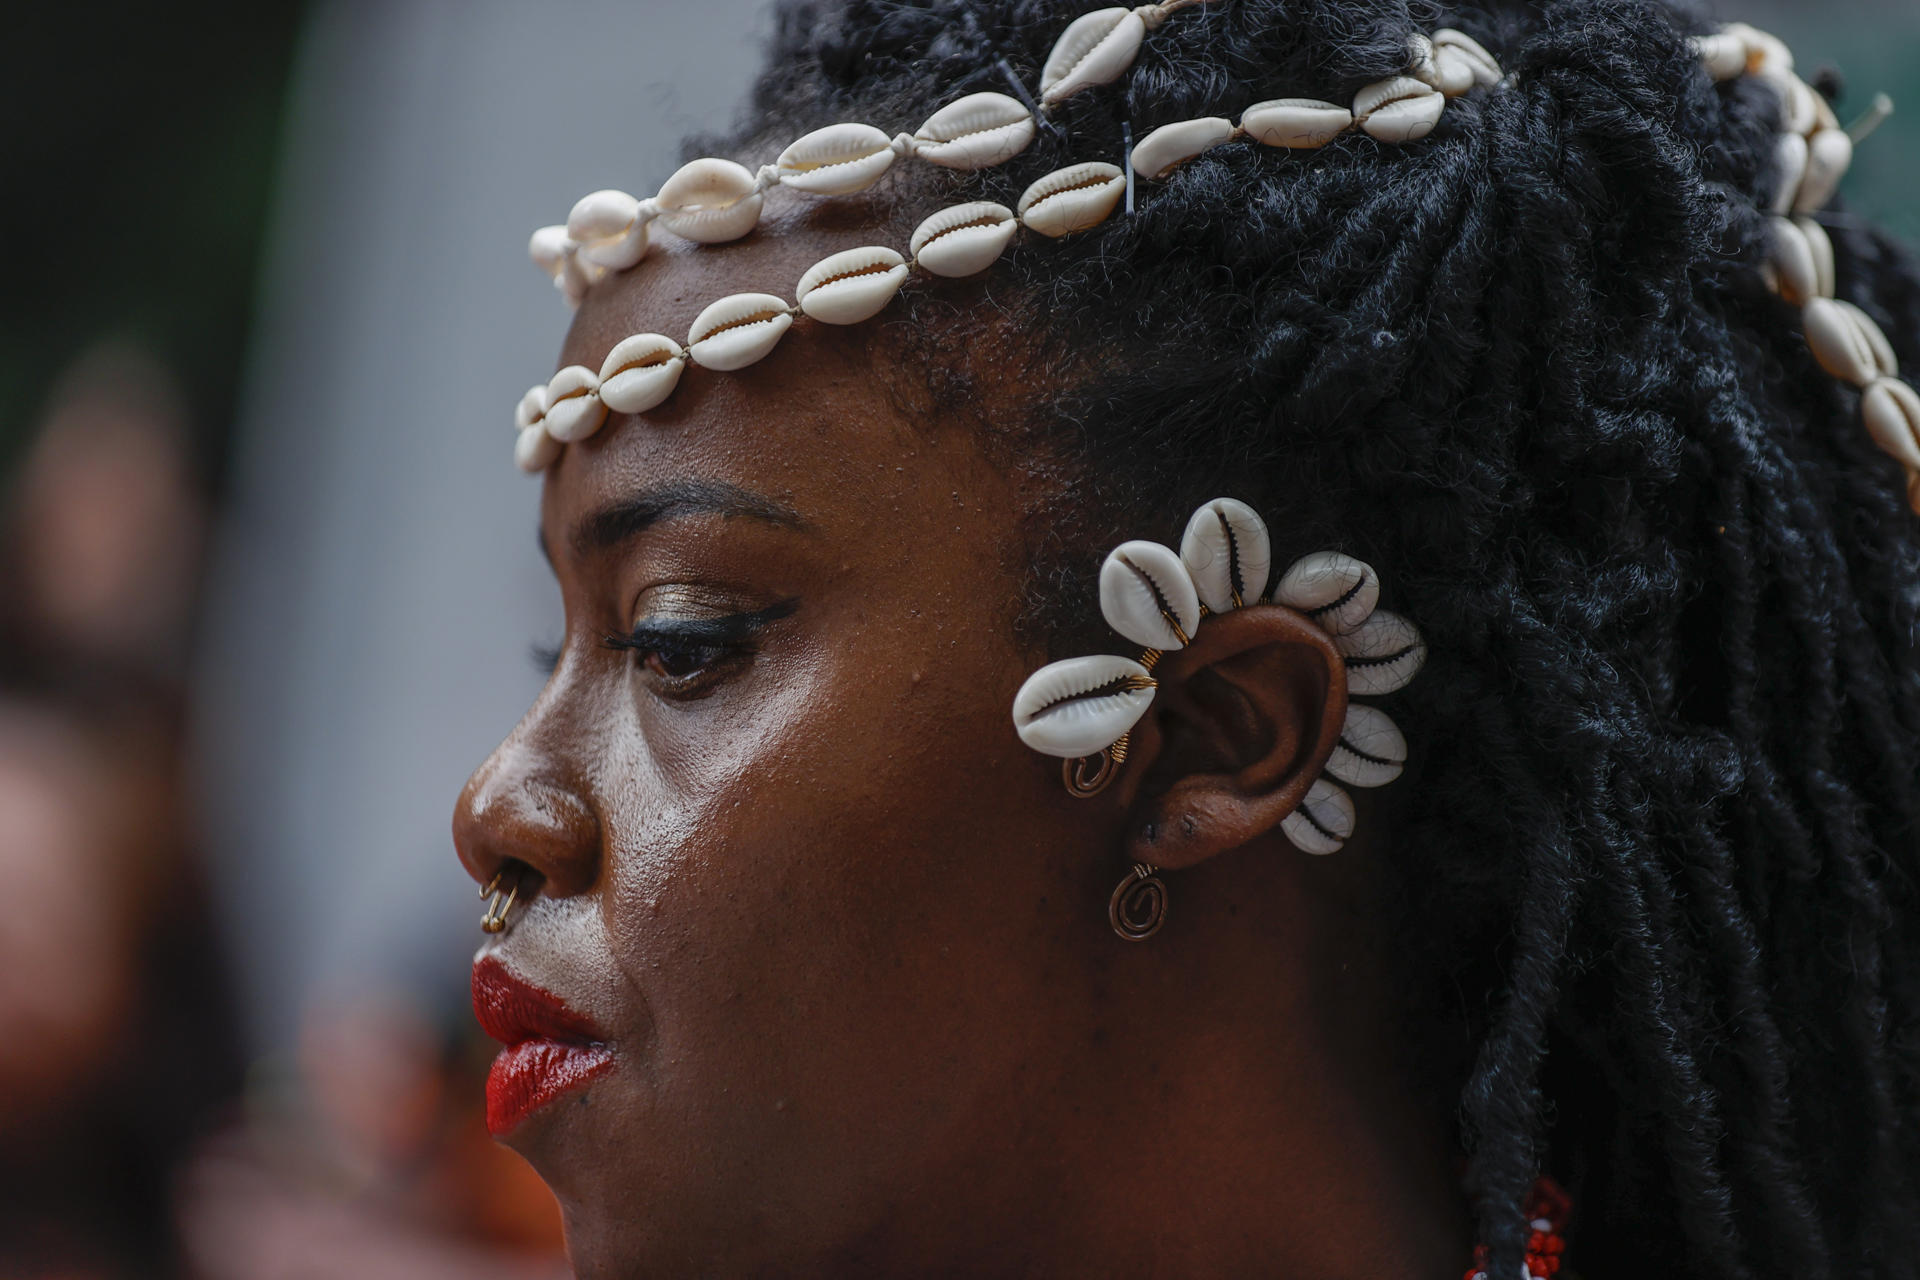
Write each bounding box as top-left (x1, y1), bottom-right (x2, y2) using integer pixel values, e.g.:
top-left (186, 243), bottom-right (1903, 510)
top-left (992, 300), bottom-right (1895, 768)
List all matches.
top-left (594, 606), bottom-right (1091, 1152)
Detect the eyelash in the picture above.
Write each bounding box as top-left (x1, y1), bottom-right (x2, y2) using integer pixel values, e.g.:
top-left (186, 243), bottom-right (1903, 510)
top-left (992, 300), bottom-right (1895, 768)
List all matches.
top-left (601, 600), bottom-right (798, 695)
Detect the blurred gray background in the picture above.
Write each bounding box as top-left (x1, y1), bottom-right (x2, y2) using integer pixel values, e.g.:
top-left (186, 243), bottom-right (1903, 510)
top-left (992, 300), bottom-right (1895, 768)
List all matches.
top-left (193, 0), bottom-right (766, 1053)
top-left (192, 0), bottom-right (1920, 1056)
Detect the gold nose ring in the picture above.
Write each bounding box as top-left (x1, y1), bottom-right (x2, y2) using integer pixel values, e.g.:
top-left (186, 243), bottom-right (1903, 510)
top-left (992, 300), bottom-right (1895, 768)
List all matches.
top-left (479, 868), bottom-right (523, 935)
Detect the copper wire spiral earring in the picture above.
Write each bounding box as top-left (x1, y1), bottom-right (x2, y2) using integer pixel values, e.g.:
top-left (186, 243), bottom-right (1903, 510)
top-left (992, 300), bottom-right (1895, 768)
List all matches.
top-left (1068, 734), bottom-right (1168, 941)
top-left (1057, 651), bottom-right (1163, 935)
top-left (1063, 731), bottom-right (1128, 797)
top-left (1060, 648), bottom-right (1159, 799)
top-left (1109, 862), bottom-right (1167, 940)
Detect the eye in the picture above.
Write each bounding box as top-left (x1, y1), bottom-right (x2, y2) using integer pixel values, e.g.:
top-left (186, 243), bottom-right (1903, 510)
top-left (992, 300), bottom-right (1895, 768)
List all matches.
top-left (605, 628), bottom-right (737, 696)
top-left (603, 599), bottom-right (798, 698)
top-left (640, 640), bottom-right (728, 683)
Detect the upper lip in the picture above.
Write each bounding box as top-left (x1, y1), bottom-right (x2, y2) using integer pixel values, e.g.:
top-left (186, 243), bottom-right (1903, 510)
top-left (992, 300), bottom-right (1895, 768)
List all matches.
top-left (471, 956), bottom-right (605, 1047)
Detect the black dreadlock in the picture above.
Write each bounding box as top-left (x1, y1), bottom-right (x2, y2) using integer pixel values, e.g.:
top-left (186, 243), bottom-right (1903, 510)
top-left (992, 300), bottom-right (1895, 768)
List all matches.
top-left (706, 0), bottom-right (1920, 1272)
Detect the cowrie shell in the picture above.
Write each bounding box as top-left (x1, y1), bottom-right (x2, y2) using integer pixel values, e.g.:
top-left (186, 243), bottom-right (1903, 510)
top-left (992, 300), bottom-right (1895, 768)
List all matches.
top-left (1721, 22), bottom-right (1761, 55)
top-left (1862, 378), bottom-right (1920, 471)
top-left (776, 123), bottom-right (898, 195)
top-left (1100, 540), bottom-right (1202, 650)
top-left (1779, 76), bottom-right (1818, 136)
top-left (1794, 215), bottom-right (1835, 299)
top-left (1428, 45), bottom-right (1478, 96)
top-left (1282, 778), bottom-right (1355, 856)
top-left (1327, 704), bottom-right (1408, 789)
top-left (598, 334), bottom-right (687, 414)
top-left (1736, 24), bottom-right (1794, 81)
top-left (567, 189), bottom-right (650, 271)
top-left (514, 383), bottom-right (549, 432)
top-left (1793, 127), bottom-right (1852, 214)
top-left (1334, 609), bottom-right (1427, 696)
top-left (1012, 653), bottom-right (1157, 759)
top-left (1017, 162), bottom-right (1126, 238)
top-left (1040, 6), bottom-right (1147, 105)
top-left (910, 202), bottom-right (1018, 278)
top-left (514, 425), bottom-right (561, 474)
top-left (529, 225), bottom-right (570, 278)
top-left (1179, 498), bottom-right (1272, 613)
top-left (556, 247), bottom-right (601, 307)
top-left (1812, 88), bottom-right (1840, 136)
top-left (1131, 116), bottom-right (1237, 179)
top-left (1407, 32), bottom-right (1439, 86)
top-left (685, 292), bottom-right (794, 371)
top-left (655, 158), bottom-right (764, 243)
top-left (797, 246), bottom-right (909, 325)
top-left (544, 365), bottom-right (608, 443)
top-left (1241, 98), bottom-right (1353, 149)
top-left (1769, 132), bottom-right (1809, 216)
top-left (1803, 297), bottom-right (1880, 387)
top-left (1354, 76), bottom-right (1445, 143)
top-left (1434, 29), bottom-right (1502, 89)
top-left (1692, 30), bottom-right (1748, 82)
top-left (1837, 300), bottom-right (1897, 378)
top-left (1273, 551), bottom-right (1378, 636)
top-left (1765, 216), bottom-right (1817, 307)
top-left (914, 92), bottom-right (1037, 170)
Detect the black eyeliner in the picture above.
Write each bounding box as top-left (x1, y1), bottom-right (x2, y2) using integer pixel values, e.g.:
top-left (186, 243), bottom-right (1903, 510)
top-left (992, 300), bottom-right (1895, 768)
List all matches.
top-left (604, 598), bottom-right (799, 653)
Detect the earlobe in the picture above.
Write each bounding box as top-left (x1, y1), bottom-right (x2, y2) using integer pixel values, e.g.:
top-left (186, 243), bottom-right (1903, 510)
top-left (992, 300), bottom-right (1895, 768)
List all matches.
top-left (1116, 606), bottom-right (1349, 871)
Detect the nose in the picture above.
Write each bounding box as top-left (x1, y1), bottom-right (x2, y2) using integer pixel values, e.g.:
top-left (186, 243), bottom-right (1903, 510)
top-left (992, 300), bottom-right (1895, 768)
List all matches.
top-left (453, 695), bottom-right (602, 901)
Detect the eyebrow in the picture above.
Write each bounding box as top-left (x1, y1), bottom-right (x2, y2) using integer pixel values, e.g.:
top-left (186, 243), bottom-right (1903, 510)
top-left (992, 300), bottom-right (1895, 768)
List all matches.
top-left (557, 479), bottom-right (807, 561)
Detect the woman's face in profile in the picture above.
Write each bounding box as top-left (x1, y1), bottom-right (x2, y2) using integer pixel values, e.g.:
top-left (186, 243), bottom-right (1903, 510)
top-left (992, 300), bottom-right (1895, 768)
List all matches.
top-left (455, 230), bottom-right (1129, 1272)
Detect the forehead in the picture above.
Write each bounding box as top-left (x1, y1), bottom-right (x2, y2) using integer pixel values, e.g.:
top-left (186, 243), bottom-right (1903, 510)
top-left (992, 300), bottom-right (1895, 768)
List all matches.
top-left (539, 209), bottom-right (1002, 550)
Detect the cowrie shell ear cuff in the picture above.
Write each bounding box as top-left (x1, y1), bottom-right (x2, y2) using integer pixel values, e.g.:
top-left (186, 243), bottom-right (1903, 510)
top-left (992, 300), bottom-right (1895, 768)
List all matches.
top-left (1010, 499), bottom-right (1427, 940)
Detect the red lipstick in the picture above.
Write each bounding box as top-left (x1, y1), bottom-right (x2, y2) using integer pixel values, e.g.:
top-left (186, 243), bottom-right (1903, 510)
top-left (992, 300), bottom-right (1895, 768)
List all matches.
top-left (472, 956), bottom-right (614, 1136)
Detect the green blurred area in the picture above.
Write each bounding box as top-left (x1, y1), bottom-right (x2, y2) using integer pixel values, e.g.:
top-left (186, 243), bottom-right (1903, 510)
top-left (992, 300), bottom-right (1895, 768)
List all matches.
top-left (0, 4), bottom-right (306, 490)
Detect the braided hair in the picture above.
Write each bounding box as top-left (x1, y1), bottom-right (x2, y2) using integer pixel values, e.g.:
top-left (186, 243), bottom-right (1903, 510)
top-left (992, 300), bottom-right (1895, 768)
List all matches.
top-left (704, 0), bottom-right (1920, 1271)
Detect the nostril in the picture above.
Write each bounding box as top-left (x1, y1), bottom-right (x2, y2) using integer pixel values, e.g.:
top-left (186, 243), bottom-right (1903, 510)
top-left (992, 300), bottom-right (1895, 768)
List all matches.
top-left (479, 858), bottom-right (544, 936)
top-left (454, 732), bottom-right (602, 900)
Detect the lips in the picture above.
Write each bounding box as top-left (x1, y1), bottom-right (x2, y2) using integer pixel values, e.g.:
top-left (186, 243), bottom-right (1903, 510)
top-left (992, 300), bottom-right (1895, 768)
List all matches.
top-left (472, 956), bottom-right (614, 1136)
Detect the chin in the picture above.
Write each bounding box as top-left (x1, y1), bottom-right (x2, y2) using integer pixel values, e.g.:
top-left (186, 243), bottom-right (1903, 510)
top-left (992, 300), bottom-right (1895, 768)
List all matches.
top-left (551, 1219), bottom-right (654, 1280)
top-left (542, 1178), bottom-right (692, 1280)
top-left (495, 1073), bottom-right (627, 1194)
top-left (527, 1131), bottom-right (808, 1280)
top-left (499, 1089), bottom-right (695, 1278)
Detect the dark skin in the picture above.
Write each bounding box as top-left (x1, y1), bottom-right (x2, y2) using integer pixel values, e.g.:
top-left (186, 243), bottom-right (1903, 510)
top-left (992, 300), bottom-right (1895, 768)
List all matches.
top-left (453, 213), bottom-right (1468, 1277)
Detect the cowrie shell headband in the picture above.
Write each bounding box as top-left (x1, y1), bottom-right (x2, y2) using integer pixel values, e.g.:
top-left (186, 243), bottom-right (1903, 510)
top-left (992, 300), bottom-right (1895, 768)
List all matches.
top-left (506, 9), bottom-right (1913, 523)
top-left (507, 5), bottom-right (1508, 472)
top-left (1011, 498), bottom-right (1427, 856)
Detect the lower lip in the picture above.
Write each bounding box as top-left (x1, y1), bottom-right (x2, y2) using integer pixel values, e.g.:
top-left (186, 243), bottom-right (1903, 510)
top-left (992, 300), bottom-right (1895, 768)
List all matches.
top-left (487, 1039), bottom-right (615, 1136)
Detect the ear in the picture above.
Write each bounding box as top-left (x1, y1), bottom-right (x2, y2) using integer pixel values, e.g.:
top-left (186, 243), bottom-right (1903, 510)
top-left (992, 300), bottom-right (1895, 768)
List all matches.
top-left (1115, 606), bottom-right (1348, 871)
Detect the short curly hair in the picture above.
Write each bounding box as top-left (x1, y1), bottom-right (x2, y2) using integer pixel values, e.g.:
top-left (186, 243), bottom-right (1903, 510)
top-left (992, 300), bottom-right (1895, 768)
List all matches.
top-left (705, 0), bottom-right (1920, 1271)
